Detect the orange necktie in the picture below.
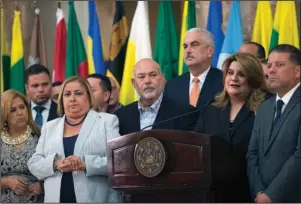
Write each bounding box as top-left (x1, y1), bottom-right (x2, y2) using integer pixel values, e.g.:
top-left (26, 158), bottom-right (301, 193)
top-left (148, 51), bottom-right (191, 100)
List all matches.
top-left (190, 77), bottom-right (200, 107)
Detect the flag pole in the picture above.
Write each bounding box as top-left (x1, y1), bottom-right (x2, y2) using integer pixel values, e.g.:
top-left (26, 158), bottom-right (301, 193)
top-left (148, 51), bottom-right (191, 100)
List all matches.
top-left (14, 1), bottom-right (19, 11)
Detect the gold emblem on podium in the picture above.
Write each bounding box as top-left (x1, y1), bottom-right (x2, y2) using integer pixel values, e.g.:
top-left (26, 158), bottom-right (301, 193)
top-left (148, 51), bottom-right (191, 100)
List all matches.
top-left (134, 137), bottom-right (166, 178)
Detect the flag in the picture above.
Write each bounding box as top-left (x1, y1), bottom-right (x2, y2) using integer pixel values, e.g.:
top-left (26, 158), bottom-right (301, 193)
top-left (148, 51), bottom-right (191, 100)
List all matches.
top-left (153, 1), bottom-right (179, 80)
top-left (1, 8), bottom-right (10, 92)
top-left (207, 1), bottom-right (224, 68)
top-left (119, 1), bottom-right (152, 105)
top-left (10, 10), bottom-right (25, 94)
top-left (217, 1), bottom-right (243, 69)
top-left (252, 2), bottom-right (273, 57)
top-left (66, 1), bottom-right (88, 78)
top-left (269, 1), bottom-right (299, 50)
top-left (53, 4), bottom-right (67, 82)
top-left (107, 1), bottom-right (129, 88)
top-left (28, 8), bottom-right (47, 67)
top-left (178, 0), bottom-right (196, 75)
top-left (87, 0), bottom-right (105, 75)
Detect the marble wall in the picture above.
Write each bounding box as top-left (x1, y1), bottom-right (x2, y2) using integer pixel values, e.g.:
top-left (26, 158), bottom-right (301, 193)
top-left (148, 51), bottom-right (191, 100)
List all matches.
top-left (1, 1), bottom-right (300, 73)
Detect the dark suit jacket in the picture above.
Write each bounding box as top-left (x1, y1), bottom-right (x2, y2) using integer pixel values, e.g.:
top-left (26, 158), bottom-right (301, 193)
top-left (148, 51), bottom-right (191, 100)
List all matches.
top-left (48, 101), bottom-right (58, 121)
top-left (194, 102), bottom-right (255, 153)
top-left (247, 87), bottom-right (300, 202)
top-left (115, 96), bottom-right (199, 136)
top-left (164, 67), bottom-right (223, 112)
top-left (193, 102), bottom-right (254, 202)
top-left (31, 100), bottom-right (58, 122)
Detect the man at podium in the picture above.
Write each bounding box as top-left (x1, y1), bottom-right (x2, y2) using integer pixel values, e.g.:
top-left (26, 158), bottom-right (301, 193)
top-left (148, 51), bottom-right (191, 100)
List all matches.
top-left (115, 58), bottom-right (199, 135)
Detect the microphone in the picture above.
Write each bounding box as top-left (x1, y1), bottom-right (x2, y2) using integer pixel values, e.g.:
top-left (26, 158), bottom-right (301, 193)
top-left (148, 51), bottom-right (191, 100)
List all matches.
top-left (140, 109), bottom-right (200, 131)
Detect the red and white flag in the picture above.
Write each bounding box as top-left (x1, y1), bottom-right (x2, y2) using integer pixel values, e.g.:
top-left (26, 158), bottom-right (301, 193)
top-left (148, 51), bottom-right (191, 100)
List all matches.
top-left (53, 5), bottom-right (67, 82)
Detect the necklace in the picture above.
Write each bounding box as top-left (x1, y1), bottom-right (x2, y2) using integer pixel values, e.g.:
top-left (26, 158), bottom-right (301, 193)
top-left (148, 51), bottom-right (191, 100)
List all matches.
top-left (1, 126), bottom-right (32, 145)
top-left (65, 114), bottom-right (87, 126)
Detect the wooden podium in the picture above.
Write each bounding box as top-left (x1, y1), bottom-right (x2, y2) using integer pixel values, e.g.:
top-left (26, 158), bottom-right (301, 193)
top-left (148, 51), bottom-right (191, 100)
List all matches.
top-left (107, 130), bottom-right (249, 203)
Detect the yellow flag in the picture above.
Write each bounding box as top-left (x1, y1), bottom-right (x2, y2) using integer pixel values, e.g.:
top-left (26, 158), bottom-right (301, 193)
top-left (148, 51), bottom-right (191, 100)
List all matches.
top-left (269, 1), bottom-right (299, 50)
top-left (252, 2), bottom-right (273, 56)
top-left (1, 8), bottom-right (10, 93)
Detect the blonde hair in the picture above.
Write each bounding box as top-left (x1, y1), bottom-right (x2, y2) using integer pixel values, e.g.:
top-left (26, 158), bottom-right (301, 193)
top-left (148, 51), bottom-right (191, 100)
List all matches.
top-left (213, 53), bottom-right (267, 112)
top-left (57, 76), bottom-right (98, 116)
top-left (1, 89), bottom-right (40, 135)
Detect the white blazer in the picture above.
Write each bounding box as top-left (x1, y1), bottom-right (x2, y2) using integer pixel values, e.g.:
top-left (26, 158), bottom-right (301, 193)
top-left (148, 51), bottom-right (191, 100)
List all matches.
top-left (27, 110), bottom-right (121, 203)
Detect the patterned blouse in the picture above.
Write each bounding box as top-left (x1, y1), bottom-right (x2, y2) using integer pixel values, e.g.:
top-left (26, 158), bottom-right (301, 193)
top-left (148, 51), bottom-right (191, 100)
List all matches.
top-left (1, 134), bottom-right (43, 203)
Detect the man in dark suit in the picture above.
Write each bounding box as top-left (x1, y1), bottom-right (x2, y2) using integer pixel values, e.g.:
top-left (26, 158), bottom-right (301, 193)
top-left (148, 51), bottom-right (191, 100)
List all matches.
top-left (87, 74), bottom-right (112, 113)
top-left (164, 28), bottom-right (223, 112)
top-left (25, 64), bottom-right (59, 127)
top-left (107, 77), bottom-right (123, 113)
top-left (115, 58), bottom-right (199, 136)
top-left (247, 44), bottom-right (300, 203)
top-left (238, 41), bottom-right (266, 60)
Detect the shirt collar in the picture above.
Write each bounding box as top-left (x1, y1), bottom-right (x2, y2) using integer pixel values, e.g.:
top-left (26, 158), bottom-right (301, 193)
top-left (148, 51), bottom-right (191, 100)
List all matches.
top-left (31, 99), bottom-right (52, 110)
top-left (276, 82), bottom-right (300, 105)
top-left (190, 66), bottom-right (211, 85)
top-left (138, 93), bottom-right (163, 112)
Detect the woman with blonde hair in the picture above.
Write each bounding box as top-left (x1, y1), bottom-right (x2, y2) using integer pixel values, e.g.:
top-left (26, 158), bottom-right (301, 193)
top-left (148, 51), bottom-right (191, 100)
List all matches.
top-left (28, 76), bottom-right (120, 203)
top-left (0, 90), bottom-right (43, 203)
top-left (193, 53), bottom-right (268, 202)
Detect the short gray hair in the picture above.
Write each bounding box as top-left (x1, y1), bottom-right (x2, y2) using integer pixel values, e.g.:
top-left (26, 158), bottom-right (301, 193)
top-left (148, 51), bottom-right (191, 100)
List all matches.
top-left (186, 27), bottom-right (215, 47)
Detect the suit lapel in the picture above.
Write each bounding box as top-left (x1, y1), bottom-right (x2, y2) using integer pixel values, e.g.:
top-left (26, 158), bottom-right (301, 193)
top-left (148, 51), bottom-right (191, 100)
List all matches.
top-left (133, 103), bottom-right (141, 131)
top-left (153, 97), bottom-right (170, 129)
top-left (197, 68), bottom-right (215, 108)
top-left (47, 101), bottom-right (58, 121)
top-left (231, 103), bottom-right (252, 141)
top-left (219, 104), bottom-right (231, 142)
top-left (180, 73), bottom-right (190, 105)
top-left (73, 110), bottom-right (97, 155)
top-left (266, 87), bottom-right (300, 152)
top-left (52, 117), bottom-right (65, 158)
top-left (263, 99), bottom-right (276, 155)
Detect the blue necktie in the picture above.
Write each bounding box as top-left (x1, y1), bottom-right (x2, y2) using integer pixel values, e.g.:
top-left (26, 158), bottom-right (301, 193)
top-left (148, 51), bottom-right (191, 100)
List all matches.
top-left (274, 99), bottom-right (284, 125)
top-left (34, 106), bottom-right (45, 127)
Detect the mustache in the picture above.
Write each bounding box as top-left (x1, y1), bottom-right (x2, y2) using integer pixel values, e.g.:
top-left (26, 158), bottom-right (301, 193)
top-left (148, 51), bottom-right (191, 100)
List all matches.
top-left (143, 86), bottom-right (155, 91)
top-left (186, 53), bottom-right (194, 59)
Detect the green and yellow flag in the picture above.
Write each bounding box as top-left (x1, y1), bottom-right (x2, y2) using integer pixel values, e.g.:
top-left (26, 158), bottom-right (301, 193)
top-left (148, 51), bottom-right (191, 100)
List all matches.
top-left (252, 2), bottom-right (273, 57)
top-left (269, 1), bottom-right (299, 50)
top-left (1, 8), bottom-right (10, 93)
top-left (153, 1), bottom-right (179, 80)
top-left (178, 0), bottom-right (196, 75)
top-left (10, 10), bottom-right (25, 94)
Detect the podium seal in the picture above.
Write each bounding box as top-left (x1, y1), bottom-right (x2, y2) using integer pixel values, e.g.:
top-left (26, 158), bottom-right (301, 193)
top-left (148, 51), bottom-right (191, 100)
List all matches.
top-left (134, 137), bottom-right (166, 178)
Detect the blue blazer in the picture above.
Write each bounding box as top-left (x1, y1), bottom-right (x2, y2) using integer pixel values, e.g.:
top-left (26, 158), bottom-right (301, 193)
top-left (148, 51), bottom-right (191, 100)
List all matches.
top-left (27, 110), bottom-right (121, 203)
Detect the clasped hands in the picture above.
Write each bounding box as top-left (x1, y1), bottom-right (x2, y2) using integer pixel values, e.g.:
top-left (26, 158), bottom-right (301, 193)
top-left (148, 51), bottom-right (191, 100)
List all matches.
top-left (255, 192), bottom-right (272, 203)
top-left (55, 155), bottom-right (86, 173)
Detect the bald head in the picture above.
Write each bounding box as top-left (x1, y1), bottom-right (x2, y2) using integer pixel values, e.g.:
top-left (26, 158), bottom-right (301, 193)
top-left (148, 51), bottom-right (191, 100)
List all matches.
top-left (132, 58), bottom-right (165, 107)
top-left (133, 58), bottom-right (161, 76)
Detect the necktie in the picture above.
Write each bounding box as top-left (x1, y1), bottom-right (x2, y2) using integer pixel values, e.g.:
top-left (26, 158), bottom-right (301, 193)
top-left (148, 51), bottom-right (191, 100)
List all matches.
top-left (34, 106), bottom-right (45, 127)
top-left (190, 77), bottom-right (200, 107)
top-left (274, 99), bottom-right (284, 125)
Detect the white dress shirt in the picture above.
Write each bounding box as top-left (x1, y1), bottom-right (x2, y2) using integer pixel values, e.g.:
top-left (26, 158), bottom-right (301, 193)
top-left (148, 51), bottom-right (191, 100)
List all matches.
top-left (31, 99), bottom-right (52, 125)
top-left (275, 82), bottom-right (300, 114)
top-left (189, 66), bottom-right (211, 94)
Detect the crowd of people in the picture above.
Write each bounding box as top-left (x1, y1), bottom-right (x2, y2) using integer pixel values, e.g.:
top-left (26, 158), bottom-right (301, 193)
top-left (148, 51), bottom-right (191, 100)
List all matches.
top-left (0, 27), bottom-right (300, 203)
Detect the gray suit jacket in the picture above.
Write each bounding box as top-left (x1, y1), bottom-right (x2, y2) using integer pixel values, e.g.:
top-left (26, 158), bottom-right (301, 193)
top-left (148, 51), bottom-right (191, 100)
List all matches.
top-left (247, 87), bottom-right (300, 202)
top-left (27, 110), bottom-right (121, 203)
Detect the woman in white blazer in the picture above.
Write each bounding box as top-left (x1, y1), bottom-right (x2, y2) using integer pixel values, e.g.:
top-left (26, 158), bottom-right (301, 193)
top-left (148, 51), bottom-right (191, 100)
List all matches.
top-left (27, 76), bottom-right (121, 203)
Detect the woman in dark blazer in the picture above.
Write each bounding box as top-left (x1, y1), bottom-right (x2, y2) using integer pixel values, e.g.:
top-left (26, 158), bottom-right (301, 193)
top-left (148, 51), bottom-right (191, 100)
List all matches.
top-left (194, 53), bottom-right (267, 202)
